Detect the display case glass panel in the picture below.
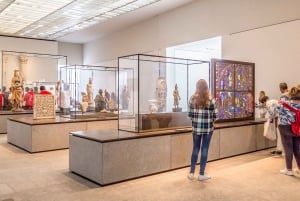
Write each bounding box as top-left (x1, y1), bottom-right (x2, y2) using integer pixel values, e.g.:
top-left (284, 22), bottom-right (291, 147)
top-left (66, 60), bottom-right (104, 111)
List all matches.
top-left (118, 54), bottom-right (210, 132)
top-left (1, 51), bottom-right (66, 111)
top-left (59, 65), bottom-right (118, 119)
top-left (212, 59), bottom-right (255, 122)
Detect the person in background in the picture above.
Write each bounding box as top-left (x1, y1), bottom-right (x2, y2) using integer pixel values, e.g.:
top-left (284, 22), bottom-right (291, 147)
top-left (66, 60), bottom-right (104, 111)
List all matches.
top-left (256, 90), bottom-right (269, 118)
top-left (39, 86), bottom-right (51, 95)
top-left (277, 86), bottom-right (300, 176)
top-left (33, 86), bottom-right (39, 94)
top-left (121, 86), bottom-right (130, 110)
top-left (187, 79), bottom-right (218, 181)
top-left (104, 89), bottom-right (110, 101)
top-left (2, 86), bottom-right (10, 110)
top-left (60, 84), bottom-right (71, 115)
top-left (270, 82), bottom-right (289, 155)
top-left (23, 88), bottom-right (34, 110)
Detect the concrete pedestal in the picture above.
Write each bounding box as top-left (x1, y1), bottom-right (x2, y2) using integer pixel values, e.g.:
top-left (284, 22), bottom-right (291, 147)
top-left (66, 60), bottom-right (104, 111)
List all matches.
top-left (7, 116), bottom-right (117, 153)
top-left (69, 120), bottom-right (276, 185)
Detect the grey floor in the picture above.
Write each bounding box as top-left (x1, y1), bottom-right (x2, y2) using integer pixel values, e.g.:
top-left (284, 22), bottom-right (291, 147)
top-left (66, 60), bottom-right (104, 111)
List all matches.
top-left (0, 134), bottom-right (299, 201)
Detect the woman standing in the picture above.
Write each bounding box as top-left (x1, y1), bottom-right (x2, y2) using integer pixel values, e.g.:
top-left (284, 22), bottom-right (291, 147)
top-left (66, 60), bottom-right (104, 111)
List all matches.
top-left (187, 79), bottom-right (218, 181)
top-left (278, 86), bottom-right (300, 176)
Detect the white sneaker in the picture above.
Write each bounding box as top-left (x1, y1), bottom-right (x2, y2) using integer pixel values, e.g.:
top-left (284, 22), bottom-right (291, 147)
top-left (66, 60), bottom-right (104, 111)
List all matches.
top-left (198, 174), bottom-right (211, 181)
top-left (187, 173), bottom-right (194, 180)
top-left (280, 169), bottom-right (294, 176)
top-left (294, 169), bottom-right (300, 174)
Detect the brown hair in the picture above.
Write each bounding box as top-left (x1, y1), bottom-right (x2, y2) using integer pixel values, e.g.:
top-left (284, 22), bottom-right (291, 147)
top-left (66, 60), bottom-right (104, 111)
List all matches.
top-left (289, 86), bottom-right (300, 100)
top-left (279, 82), bottom-right (288, 91)
top-left (190, 79), bottom-right (210, 109)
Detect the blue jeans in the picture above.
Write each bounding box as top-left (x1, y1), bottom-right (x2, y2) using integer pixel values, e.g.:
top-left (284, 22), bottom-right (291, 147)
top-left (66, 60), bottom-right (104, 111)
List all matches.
top-left (190, 132), bottom-right (213, 175)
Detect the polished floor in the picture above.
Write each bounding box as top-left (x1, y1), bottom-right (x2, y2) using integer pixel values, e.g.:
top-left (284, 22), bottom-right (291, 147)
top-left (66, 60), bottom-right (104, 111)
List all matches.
top-left (0, 134), bottom-right (299, 201)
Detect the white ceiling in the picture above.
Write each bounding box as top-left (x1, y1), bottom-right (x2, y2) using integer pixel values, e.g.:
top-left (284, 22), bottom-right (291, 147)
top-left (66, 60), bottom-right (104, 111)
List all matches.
top-left (59, 0), bottom-right (195, 43)
top-left (0, 0), bottom-right (194, 44)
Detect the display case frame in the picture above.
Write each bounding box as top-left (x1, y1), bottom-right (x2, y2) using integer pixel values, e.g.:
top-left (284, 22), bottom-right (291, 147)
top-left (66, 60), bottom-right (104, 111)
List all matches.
top-left (59, 64), bottom-right (119, 119)
top-left (118, 54), bottom-right (210, 133)
top-left (1, 50), bottom-right (67, 112)
top-left (212, 58), bottom-right (255, 122)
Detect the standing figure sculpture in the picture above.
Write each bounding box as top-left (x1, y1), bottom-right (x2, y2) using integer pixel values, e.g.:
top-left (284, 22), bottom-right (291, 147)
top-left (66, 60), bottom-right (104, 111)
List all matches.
top-left (11, 70), bottom-right (24, 112)
top-left (173, 84), bottom-right (182, 112)
top-left (86, 77), bottom-right (94, 107)
top-left (94, 89), bottom-right (107, 112)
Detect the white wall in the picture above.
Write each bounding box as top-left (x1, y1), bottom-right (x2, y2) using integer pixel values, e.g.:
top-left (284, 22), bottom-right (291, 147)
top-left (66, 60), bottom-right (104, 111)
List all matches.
top-left (83, 0), bottom-right (300, 118)
top-left (0, 36), bottom-right (57, 54)
top-left (58, 42), bottom-right (83, 66)
top-left (223, 19), bottom-right (300, 105)
top-left (3, 55), bottom-right (58, 85)
top-left (0, 36), bottom-right (59, 89)
top-left (83, 0), bottom-right (300, 64)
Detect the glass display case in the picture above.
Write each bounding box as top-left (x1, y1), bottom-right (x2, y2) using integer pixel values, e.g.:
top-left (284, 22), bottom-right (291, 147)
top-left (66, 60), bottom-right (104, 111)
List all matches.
top-left (118, 54), bottom-right (210, 132)
top-left (59, 65), bottom-right (118, 119)
top-left (1, 50), bottom-right (67, 111)
top-left (212, 59), bottom-right (255, 122)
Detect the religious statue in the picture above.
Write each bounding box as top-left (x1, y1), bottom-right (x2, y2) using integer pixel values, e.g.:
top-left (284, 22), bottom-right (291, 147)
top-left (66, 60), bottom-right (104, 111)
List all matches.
top-left (86, 77), bottom-right (94, 107)
top-left (94, 89), bottom-right (107, 112)
top-left (156, 78), bottom-right (167, 112)
top-left (172, 84), bottom-right (182, 112)
top-left (11, 70), bottom-right (24, 112)
top-left (107, 92), bottom-right (117, 112)
top-left (80, 92), bottom-right (89, 113)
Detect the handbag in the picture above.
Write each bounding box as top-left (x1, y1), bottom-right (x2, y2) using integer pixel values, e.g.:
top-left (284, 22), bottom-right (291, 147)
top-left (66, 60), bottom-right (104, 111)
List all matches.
top-left (263, 119), bottom-right (276, 141)
top-left (281, 102), bottom-right (300, 136)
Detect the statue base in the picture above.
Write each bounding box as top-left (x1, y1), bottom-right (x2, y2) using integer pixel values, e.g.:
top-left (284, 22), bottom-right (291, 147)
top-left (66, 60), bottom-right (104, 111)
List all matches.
top-left (172, 107), bottom-right (182, 112)
top-left (12, 108), bottom-right (25, 112)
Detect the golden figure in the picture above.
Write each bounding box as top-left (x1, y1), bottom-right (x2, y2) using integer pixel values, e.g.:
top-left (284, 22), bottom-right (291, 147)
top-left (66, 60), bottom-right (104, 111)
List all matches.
top-left (11, 70), bottom-right (24, 112)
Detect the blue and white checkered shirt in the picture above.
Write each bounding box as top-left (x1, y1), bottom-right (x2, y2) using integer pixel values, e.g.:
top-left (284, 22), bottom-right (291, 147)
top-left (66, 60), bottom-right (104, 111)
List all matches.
top-left (188, 98), bottom-right (218, 135)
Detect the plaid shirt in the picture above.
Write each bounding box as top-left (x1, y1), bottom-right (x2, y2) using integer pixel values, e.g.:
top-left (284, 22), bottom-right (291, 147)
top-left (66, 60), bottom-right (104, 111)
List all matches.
top-left (188, 98), bottom-right (218, 135)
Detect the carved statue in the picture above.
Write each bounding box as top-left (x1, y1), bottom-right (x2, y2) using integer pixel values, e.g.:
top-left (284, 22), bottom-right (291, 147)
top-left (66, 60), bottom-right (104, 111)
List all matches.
top-left (80, 92), bottom-right (89, 113)
top-left (156, 78), bottom-right (167, 112)
top-left (94, 89), bottom-right (106, 112)
top-left (173, 84), bottom-right (181, 109)
top-left (107, 92), bottom-right (117, 111)
top-left (86, 77), bottom-right (94, 106)
top-left (11, 70), bottom-right (24, 112)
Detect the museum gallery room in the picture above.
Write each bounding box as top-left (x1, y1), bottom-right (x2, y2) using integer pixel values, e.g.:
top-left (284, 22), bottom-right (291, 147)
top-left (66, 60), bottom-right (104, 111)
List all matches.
top-left (0, 0), bottom-right (300, 200)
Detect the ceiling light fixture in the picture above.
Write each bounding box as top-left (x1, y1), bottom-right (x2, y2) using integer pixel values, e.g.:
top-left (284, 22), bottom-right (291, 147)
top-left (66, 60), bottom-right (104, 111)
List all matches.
top-left (0, 0), bottom-right (161, 40)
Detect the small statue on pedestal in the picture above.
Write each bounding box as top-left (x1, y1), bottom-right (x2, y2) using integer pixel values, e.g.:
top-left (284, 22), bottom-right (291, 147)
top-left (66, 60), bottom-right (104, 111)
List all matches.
top-left (172, 84), bottom-right (182, 112)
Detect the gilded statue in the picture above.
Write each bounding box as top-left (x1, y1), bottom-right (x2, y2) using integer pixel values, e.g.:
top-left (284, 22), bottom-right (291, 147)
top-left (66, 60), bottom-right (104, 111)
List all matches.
top-left (11, 70), bottom-right (24, 112)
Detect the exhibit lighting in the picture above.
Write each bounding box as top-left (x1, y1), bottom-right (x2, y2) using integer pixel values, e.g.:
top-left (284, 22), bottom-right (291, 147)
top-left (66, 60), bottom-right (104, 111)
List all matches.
top-left (0, 0), bottom-right (161, 40)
